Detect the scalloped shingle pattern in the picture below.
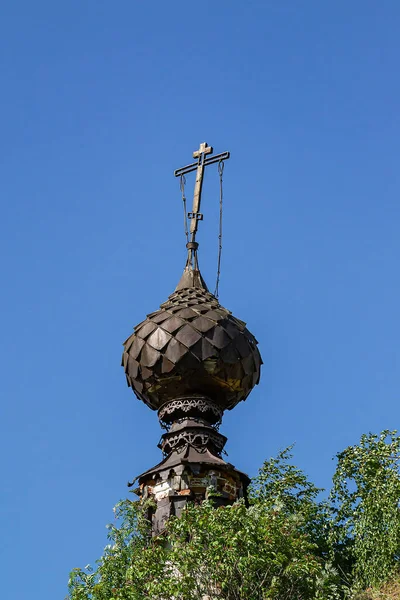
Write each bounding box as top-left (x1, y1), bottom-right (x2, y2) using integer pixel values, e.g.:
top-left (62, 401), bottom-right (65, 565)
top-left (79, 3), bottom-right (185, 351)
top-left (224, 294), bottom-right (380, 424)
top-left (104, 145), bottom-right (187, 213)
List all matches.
top-left (122, 286), bottom-right (262, 412)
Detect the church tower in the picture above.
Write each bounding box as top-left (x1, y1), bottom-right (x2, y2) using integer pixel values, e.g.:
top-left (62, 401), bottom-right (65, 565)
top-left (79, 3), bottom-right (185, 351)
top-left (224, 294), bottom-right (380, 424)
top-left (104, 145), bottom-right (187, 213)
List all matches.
top-left (121, 143), bottom-right (262, 536)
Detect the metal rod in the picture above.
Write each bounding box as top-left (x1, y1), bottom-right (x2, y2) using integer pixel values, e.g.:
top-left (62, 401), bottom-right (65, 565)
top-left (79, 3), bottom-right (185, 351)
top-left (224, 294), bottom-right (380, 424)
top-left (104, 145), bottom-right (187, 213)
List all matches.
top-left (174, 143), bottom-right (230, 269)
top-left (174, 152), bottom-right (230, 177)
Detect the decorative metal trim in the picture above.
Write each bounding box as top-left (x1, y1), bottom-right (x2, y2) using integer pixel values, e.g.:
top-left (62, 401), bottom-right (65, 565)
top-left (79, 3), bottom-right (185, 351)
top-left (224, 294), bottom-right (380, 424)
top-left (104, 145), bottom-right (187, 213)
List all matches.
top-left (158, 396), bottom-right (223, 427)
top-left (161, 429), bottom-right (226, 455)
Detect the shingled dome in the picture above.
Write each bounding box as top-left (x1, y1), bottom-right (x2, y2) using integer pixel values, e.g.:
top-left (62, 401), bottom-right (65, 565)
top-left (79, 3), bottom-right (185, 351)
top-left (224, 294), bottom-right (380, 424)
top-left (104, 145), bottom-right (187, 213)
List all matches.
top-left (121, 142), bottom-right (264, 536)
top-left (122, 266), bottom-right (262, 416)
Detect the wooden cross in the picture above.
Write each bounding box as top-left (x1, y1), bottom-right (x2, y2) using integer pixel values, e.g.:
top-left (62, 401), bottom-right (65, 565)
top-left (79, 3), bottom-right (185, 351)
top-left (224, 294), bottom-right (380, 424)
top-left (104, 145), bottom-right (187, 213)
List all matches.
top-left (174, 142), bottom-right (230, 245)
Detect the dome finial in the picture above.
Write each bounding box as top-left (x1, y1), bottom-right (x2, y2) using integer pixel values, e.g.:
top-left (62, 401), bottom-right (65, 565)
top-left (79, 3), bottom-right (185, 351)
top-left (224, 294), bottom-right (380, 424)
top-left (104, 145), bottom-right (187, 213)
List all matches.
top-left (174, 142), bottom-right (230, 270)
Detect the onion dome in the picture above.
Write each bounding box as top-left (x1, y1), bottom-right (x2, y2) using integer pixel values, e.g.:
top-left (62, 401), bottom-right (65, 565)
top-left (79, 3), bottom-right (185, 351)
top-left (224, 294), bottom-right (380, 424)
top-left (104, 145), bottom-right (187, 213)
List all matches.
top-left (123, 142), bottom-right (263, 536)
top-left (122, 264), bottom-right (262, 421)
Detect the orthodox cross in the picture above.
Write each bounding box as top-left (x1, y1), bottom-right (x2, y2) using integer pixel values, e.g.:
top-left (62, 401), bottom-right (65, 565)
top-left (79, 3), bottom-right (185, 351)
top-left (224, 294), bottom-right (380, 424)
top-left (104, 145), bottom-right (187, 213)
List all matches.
top-left (174, 142), bottom-right (230, 247)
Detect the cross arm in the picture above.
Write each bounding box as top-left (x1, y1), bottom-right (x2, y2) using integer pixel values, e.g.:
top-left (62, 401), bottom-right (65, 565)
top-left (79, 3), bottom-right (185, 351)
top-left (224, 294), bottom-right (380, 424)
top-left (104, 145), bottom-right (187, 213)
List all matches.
top-left (174, 151), bottom-right (230, 177)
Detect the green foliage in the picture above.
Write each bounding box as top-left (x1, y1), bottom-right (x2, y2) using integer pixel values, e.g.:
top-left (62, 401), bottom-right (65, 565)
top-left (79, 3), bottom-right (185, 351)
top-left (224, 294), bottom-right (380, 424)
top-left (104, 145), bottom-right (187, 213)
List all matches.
top-left (248, 445), bottom-right (331, 558)
top-left (67, 431), bottom-right (400, 600)
top-left (330, 430), bottom-right (400, 592)
top-left (68, 498), bottom-right (340, 599)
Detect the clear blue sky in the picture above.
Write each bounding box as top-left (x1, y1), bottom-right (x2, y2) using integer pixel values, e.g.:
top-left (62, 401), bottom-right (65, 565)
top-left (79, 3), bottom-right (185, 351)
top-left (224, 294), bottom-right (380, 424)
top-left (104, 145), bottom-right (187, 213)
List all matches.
top-left (1, 2), bottom-right (400, 598)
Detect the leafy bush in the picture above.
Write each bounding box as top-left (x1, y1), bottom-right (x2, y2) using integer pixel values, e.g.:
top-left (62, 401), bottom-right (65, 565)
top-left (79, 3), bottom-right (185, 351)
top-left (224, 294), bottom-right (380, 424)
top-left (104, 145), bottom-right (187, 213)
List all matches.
top-left (67, 431), bottom-right (400, 600)
top-left (330, 431), bottom-right (400, 591)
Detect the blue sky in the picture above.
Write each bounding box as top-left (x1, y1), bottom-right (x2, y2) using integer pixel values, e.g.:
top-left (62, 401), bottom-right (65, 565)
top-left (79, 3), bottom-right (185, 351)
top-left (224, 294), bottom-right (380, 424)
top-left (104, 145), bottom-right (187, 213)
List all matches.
top-left (1, 2), bottom-right (400, 598)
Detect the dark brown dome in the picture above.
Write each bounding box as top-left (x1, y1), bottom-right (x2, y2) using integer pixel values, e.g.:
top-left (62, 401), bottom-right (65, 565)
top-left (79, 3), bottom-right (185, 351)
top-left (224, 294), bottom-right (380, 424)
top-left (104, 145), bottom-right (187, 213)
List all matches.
top-left (122, 267), bottom-right (262, 415)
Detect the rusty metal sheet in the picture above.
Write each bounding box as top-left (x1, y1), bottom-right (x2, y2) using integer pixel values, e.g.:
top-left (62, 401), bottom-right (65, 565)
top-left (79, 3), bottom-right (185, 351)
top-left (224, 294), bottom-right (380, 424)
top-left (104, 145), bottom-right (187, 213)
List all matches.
top-left (189, 339), bottom-right (203, 360)
top-left (223, 319), bottom-right (241, 340)
top-left (241, 374), bottom-right (251, 391)
top-left (214, 308), bottom-right (230, 318)
top-left (164, 338), bottom-right (187, 363)
top-left (242, 354), bottom-right (255, 376)
top-left (177, 351), bottom-right (200, 371)
top-left (168, 305), bottom-right (183, 314)
top-left (254, 347), bottom-right (262, 363)
top-left (161, 315), bottom-right (184, 333)
top-left (133, 379), bottom-right (143, 394)
top-left (127, 356), bottom-right (139, 378)
top-left (186, 299), bottom-right (199, 307)
top-left (229, 361), bottom-right (245, 381)
top-left (133, 319), bottom-right (147, 332)
top-left (128, 336), bottom-right (145, 360)
top-left (175, 302), bottom-right (190, 309)
top-left (234, 333), bottom-right (251, 358)
top-left (191, 316), bottom-right (215, 333)
top-left (220, 345), bottom-right (240, 364)
top-left (162, 356), bottom-right (175, 374)
top-left (122, 332), bottom-right (135, 346)
top-left (136, 321), bottom-right (157, 340)
top-left (175, 307), bottom-right (197, 319)
top-left (175, 324), bottom-right (202, 348)
top-left (208, 299), bottom-right (220, 308)
top-left (201, 337), bottom-right (218, 359)
top-left (147, 327), bottom-right (172, 351)
top-left (208, 327), bottom-right (230, 349)
top-left (140, 344), bottom-right (161, 367)
top-left (204, 309), bottom-right (222, 322)
top-left (242, 327), bottom-right (258, 344)
top-left (141, 366), bottom-right (153, 380)
top-left (146, 310), bottom-right (161, 319)
top-left (231, 316), bottom-right (246, 330)
top-left (149, 311), bottom-right (171, 324)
